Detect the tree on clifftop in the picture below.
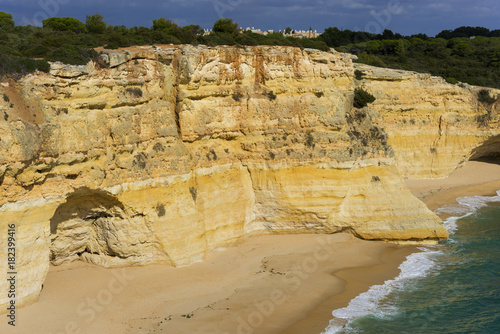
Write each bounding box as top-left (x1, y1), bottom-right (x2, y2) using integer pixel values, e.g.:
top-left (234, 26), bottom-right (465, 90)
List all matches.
top-left (213, 18), bottom-right (239, 35)
top-left (42, 17), bottom-right (85, 33)
top-left (0, 12), bottom-right (14, 30)
top-left (86, 14), bottom-right (106, 34)
top-left (152, 18), bottom-right (180, 36)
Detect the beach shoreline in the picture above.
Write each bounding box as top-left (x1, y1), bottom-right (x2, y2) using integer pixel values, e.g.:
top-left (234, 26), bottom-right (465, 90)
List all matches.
top-left (405, 161), bottom-right (500, 214)
top-left (290, 160), bottom-right (500, 333)
top-left (2, 161), bottom-right (499, 334)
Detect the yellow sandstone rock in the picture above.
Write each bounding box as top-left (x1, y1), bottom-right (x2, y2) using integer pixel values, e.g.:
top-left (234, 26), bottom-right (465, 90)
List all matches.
top-left (355, 64), bottom-right (499, 178)
top-left (2, 45), bottom-right (494, 310)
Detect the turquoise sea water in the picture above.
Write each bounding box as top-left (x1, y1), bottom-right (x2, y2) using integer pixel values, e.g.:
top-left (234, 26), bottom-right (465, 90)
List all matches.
top-left (323, 191), bottom-right (500, 334)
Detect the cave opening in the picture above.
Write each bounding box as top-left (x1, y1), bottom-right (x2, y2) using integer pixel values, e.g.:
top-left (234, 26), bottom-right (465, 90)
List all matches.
top-left (48, 188), bottom-right (161, 268)
top-left (49, 188), bottom-right (127, 266)
top-left (469, 135), bottom-right (500, 165)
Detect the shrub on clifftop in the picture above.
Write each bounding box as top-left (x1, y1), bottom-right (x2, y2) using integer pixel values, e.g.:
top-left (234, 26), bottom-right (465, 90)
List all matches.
top-left (86, 14), bottom-right (106, 34)
top-left (213, 18), bottom-right (239, 35)
top-left (42, 17), bottom-right (85, 33)
top-left (0, 11), bottom-right (14, 30)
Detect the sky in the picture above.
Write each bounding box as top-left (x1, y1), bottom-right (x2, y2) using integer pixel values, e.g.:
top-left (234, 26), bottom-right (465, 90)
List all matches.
top-left (1, 0), bottom-right (499, 36)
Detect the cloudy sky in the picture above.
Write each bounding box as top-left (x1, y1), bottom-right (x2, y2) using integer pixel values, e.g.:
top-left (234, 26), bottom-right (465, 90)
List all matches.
top-left (1, 0), bottom-right (499, 36)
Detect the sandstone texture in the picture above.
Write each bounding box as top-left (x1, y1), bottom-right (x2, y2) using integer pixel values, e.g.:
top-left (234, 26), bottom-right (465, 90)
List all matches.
top-left (354, 64), bottom-right (500, 178)
top-left (1, 45), bottom-right (486, 310)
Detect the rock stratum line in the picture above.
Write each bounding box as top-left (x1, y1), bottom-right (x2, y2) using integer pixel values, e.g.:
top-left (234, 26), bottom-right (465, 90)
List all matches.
top-left (0, 45), bottom-right (498, 310)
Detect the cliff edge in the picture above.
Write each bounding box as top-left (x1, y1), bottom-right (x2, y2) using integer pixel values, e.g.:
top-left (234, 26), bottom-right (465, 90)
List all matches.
top-left (354, 63), bottom-right (499, 178)
top-left (2, 45), bottom-right (495, 309)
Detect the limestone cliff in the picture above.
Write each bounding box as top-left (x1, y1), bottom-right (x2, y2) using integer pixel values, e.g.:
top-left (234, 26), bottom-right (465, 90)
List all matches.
top-left (0, 45), bottom-right (458, 310)
top-left (354, 64), bottom-right (500, 178)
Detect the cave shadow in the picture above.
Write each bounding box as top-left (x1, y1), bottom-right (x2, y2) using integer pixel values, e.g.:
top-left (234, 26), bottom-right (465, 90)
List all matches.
top-left (469, 135), bottom-right (500, 166)
top-left (49, 187), bottom-right (124, 234)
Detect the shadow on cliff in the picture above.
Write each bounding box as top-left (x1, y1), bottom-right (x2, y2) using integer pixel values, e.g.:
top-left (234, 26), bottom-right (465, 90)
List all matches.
top-left (48, 187), bottom-right (165, 267)
top-left (48, 188), bottom-right (127, 265)
top-left (469, 135), bottom-right (500, 165)
top-left (49, 187), bottom-right (124, 234)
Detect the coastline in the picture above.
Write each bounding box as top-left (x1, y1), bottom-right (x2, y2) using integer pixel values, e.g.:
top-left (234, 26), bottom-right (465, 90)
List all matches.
top-left (284, 160), bottom-right (500, 333)
top-left (0, 233), bottom-right (416, 334)
top-left (2, 161), bottom-right (499, 334)
top-left (280, 245), bottom-right (416, 334)
top-left (405, 161), bottom-right (500, 214)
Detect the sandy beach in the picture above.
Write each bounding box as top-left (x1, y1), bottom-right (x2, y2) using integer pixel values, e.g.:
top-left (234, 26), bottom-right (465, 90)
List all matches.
top-left (406, 161), bottom-right (500, 214)
top-left (1, 234), bottom-right (416, 334)
top-left (2, 161), bottom-right (499, 334)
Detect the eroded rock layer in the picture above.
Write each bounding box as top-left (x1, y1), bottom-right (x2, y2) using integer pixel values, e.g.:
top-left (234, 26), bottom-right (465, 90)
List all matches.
top-left (1, 45), bottom-right (483, 309)
top-left (354, 64), bottom-right (500, 178)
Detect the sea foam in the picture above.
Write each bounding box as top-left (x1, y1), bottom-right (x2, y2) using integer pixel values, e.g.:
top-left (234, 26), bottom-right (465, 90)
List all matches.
top-left (322, 248), bottom-right (440, 333)
top-left (437, 190), bottom-right (500, 233)
top-left (322, 190), bottom-right (500, 334)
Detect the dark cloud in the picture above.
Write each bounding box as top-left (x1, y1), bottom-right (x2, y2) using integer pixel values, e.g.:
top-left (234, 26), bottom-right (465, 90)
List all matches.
top-left (1, 0), bottom-right (498, 36)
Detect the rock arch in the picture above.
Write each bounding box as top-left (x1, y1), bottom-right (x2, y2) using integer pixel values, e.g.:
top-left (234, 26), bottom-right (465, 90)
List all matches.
top-left (49, 188), bottom-right (169, 268)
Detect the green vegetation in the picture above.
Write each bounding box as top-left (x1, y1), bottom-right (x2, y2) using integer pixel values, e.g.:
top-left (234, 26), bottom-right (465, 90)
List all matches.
top-left (156, 204), bottom-right (166, 217)
top-left (0, 13), bottom-right (328, 77)
top-left (354, 69), bottom-right (365, 80)
top-left (478, 89), bottom-right (497, 104)
top-left (305, 130), bottom-right (315, 148)
top-left (346, 108), bottom-right (388, 150)
top-left (213, 18), bottom-right (239, 35)
top-left (0, 12), bottom-right (14, 30)
top-left (232, 92), bottom-right (244, 101)
top-left (266, 90), bottom-right (277, 100)
top-left (353, 88), bottom-right (376, 108)
top-left (42, 17), bottom-right (86, 32)
top-left (125, 87), bottom-right (143, 98)
top-left (342, 36), bottom-right (500, 88)
top-left (0, 12), bottom-right (497, 89)
top-left (133, 153), bottom-right (147, 169)
top-left (320, 26), bottom-right (500, 88)
top-left (86, 14), bottom-right (106, 34)
top-left (476, 114), bottom-right (489, 127)
top-left (0, 56), bottom-right (51, 76)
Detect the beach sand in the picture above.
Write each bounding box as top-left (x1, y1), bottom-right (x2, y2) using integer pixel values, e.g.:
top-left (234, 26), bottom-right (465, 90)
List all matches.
top-left (1, 234), bottom-right (415, 334)
top-left (405, 161), bottom-right (500, 214)
top-left (2, 161), bottom-right (498, 334)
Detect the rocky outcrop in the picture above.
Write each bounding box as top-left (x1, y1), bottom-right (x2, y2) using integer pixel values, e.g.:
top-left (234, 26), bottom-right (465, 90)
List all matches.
top-left (354, 64), bottom-right (500, 178)
top-left (0, 45), bottom-right (463, 310)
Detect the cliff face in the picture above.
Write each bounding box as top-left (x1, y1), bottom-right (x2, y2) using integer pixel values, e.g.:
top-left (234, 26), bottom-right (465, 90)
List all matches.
top-left (354, 64), bottom-right (500, 178)
top-left (0, 45), bottom-right (470, 309)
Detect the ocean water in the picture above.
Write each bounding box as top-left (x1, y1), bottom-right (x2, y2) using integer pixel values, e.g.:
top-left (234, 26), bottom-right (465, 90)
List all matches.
top-left (323, 191), bottom-right (500, 334)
